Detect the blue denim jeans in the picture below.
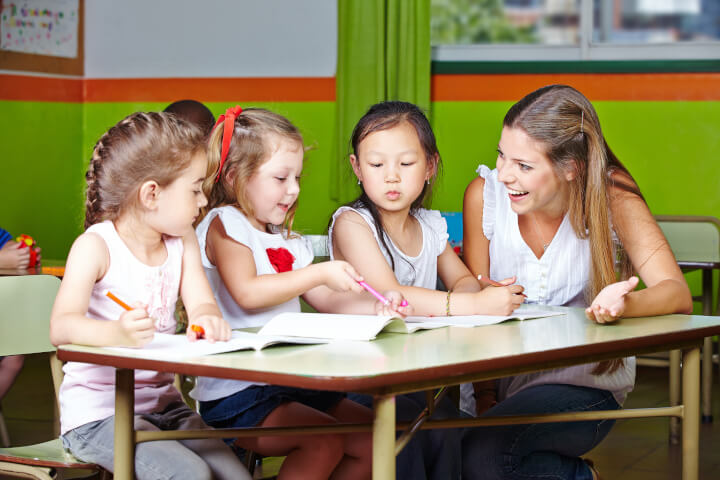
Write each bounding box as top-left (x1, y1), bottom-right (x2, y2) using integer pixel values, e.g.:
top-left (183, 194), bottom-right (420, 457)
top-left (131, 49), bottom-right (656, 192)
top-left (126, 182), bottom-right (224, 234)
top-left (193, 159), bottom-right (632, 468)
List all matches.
top-left (62, 402), bottom-right (251, 480)
top-left (349, 391), bottom-right (463, 480)
top-left (462, 384), bottom-right (620, 480)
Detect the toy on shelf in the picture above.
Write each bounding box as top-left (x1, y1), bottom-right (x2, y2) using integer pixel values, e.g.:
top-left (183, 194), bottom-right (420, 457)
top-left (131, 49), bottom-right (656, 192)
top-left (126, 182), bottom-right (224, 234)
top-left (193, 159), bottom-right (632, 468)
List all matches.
top-left (15, 234), bottom-right (39, 267)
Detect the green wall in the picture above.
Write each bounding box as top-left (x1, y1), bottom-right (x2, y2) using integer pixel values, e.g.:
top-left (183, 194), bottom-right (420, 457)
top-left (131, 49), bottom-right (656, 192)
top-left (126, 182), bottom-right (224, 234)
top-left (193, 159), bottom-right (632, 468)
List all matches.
top-left (429, 100), bottom-right (720, 217)
top-left (0, 100), bottom-right (84, 259)
top-left (2, 97), bottom-right (718, 313)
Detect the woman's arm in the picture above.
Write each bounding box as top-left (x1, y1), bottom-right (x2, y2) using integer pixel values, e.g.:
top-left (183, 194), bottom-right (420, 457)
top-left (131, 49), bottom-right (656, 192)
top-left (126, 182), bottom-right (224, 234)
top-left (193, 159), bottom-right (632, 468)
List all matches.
top-left (50, 233), bottom-right (154, 347)
top-left (462, 176), bottom-right (491, 279)
top-left (331, 209), bottom-right (523, 316)
top-left (206, 217), bottom-right (364, 311)
top-left (590, 173), bottom-right (692, 321)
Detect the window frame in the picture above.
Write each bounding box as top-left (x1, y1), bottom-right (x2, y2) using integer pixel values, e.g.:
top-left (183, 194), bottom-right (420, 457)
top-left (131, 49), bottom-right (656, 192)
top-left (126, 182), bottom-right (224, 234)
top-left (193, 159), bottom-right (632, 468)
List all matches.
top-left (431, 0), bottom-right (720, 62)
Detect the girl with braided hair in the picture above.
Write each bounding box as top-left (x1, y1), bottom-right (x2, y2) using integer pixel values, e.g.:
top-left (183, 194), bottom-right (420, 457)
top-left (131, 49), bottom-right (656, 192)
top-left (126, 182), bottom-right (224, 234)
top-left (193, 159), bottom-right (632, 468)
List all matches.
top-left (50, 111), bottom-right (251, 480)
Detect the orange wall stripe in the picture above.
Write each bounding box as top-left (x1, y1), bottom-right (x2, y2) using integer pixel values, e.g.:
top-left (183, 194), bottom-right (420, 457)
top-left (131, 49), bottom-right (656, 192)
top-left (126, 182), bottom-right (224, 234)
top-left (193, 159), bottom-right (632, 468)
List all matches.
top-left (0, 74), bottom-right (83, 102)
top-left (432, 73), bottom-right (720, 101)
top-left (83, 77), bottom-right (336, 103)
top-left (4, 73), bottom-right (719, 103)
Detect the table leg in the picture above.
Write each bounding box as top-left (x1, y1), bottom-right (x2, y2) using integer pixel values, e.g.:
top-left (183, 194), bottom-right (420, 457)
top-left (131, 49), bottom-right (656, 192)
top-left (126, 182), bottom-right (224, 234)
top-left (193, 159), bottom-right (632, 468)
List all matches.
top-left (702, 269), bottom-right (713, 423)
top-left (373, 394), bottom-right (396, 480)
top-left (670, 349), bottom-right (681, 444)
top-left (682, 347), bottom-right (700, 480)
top-left (114, 368), bottom-right (135, 480)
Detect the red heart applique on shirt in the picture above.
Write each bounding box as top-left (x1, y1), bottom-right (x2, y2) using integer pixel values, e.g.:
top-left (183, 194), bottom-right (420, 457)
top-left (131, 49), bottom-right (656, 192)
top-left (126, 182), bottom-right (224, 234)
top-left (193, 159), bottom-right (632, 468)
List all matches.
top-left (266, 247), bottom-right (295, 273)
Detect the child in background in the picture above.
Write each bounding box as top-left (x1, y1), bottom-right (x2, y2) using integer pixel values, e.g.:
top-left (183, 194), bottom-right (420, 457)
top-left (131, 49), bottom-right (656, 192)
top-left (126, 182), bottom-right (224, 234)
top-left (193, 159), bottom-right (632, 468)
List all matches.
top-left (164, 99), bottom-right (216, 137)
top-left (0, 227), bottom-right (41, 269)
top-left (193, 106), bottom-right (406, 480)
top-left (328, 100), bottom-right (522, 479)
top-left (49, 112), bottom-right (251, 480)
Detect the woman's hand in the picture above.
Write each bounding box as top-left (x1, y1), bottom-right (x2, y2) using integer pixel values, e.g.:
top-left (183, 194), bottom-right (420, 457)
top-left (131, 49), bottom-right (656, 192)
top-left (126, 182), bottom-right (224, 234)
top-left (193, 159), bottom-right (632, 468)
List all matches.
top-left (475, 284), bottom-right (525, 316)
top-left (586, 276), bottom-right (640, 324)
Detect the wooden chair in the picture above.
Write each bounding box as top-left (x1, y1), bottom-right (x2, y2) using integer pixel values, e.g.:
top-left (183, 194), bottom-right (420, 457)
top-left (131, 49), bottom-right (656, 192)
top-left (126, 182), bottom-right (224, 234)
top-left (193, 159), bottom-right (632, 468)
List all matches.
top-left (0, 275), bottom-right (108, 480)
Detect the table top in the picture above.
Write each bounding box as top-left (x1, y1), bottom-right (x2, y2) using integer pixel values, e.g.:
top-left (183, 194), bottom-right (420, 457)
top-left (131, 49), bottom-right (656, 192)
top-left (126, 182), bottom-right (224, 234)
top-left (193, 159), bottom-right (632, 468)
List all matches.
top-left (58, 307), bottom-right (720, 395)
top-left (0, 259), bottom-right (65, 277)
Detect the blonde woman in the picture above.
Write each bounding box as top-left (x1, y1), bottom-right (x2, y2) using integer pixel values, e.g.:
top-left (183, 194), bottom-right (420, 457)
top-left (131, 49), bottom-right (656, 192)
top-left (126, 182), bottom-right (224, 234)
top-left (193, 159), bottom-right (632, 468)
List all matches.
top-left (461, 85), bottom-right (691, 479)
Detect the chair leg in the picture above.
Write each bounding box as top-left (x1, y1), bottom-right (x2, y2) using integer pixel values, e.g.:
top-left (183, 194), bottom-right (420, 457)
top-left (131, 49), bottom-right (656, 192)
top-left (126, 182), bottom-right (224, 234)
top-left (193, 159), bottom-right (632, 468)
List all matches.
top-left (0, 406), bottom-right (10, 447)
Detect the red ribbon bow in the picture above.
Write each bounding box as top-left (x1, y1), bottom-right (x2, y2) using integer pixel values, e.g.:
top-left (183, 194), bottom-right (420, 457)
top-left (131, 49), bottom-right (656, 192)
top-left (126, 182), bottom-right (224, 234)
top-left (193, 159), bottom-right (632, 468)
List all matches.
top-left (213, 105), bottom-right (243, 183)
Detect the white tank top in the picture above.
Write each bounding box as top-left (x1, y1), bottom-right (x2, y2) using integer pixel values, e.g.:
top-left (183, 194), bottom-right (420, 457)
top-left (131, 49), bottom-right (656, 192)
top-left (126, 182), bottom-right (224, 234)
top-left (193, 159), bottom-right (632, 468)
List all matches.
top-left (328, 206), bottom-right (449, 289)
top-left (59, 221), bottom-right (184, 434)
top-left (460, 166), bottom-right (635, 414)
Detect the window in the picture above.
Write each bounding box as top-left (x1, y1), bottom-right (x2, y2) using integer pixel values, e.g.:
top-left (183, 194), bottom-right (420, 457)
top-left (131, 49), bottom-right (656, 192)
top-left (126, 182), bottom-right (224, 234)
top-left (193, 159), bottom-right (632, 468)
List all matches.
top-left (432, 0), bottom-right (720, 61)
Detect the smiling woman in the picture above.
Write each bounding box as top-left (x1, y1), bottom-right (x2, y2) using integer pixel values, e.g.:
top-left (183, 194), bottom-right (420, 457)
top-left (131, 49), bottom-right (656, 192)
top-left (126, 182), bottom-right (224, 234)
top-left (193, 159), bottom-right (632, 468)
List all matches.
top-left (460, 84), bottom-right (692, 480)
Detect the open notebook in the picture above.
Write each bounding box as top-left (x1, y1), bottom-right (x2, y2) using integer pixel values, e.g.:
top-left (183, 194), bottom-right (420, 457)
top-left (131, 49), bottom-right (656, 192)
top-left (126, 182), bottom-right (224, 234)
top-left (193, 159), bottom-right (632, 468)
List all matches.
top-left (258, 312), bottom-right (448, 341)
top-left (404, 307), bottom-right (564, 328)
top-left (105, 330), bottom-right (329, 359)
top-left (104, 308), bottom-right (563, 358)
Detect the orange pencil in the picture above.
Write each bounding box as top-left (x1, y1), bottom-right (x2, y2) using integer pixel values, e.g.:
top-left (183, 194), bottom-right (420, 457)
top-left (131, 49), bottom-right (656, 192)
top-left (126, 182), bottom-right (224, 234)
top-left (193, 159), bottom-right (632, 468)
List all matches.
top-left (105, 291), bottom-right (161, 328)
top-left (105, 291), bottom-right (133, 310)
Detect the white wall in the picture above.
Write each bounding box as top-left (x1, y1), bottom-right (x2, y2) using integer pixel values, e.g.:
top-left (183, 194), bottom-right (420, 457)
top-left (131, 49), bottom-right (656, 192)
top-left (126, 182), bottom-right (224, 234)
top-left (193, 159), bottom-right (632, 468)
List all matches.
top-left (85, 0), bottom-right (337, 78)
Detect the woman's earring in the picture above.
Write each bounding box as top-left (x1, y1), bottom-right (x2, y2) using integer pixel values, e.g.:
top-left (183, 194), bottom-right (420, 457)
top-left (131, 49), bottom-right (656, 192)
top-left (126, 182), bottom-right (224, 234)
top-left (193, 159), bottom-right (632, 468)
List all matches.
top-left (426, 179), bottom-right (430, 185)
top-left (357, 179), bottom-right (361, 185)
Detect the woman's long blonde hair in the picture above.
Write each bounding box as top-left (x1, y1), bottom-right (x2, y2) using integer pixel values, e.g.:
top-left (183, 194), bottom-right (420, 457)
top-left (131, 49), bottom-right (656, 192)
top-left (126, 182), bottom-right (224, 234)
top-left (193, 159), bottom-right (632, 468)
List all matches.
top-left (201, 108), bottom-right (304, 237)
top-left (504, 85), bottom-right (643, 375)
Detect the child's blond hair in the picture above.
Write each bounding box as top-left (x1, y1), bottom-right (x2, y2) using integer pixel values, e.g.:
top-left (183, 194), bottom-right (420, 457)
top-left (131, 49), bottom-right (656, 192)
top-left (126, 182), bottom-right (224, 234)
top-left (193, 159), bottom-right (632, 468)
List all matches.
top-left (202, 108), bottom-right (304, 237)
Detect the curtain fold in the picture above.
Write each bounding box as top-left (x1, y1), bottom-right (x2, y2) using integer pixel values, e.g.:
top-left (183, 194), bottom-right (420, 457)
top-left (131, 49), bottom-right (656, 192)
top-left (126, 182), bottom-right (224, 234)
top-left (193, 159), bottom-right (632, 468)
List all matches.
top-left (331, 0), bottom-right (430, 203)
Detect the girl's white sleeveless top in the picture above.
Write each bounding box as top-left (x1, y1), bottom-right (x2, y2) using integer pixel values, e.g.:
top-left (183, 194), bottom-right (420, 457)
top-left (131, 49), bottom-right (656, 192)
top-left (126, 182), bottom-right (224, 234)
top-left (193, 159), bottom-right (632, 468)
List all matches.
top-left (328, 206), bottom-right (448, 289)
top-left (191, 206), bottom-right (314, 402)
top-left (460, 166), bottom-right (635, 414)
top-left (59, 221), bottom-right (183, 434)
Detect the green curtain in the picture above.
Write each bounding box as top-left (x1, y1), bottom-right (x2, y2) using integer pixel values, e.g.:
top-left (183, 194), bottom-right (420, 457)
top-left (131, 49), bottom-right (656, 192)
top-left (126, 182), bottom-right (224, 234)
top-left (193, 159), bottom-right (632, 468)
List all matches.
top-left (331, 0), bottom-right (431, 202)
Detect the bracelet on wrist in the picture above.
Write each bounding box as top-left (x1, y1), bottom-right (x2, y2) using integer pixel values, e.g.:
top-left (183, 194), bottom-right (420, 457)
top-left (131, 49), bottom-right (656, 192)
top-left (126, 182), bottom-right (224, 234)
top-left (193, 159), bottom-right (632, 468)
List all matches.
top-left (445, 290), bottom-right (452, 316)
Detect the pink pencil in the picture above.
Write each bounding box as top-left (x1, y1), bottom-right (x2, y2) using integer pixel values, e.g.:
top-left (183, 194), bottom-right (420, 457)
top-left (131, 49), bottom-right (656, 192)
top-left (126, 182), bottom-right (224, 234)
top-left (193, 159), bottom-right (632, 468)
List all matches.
top-left (357, 280), bottom-right (409, 307)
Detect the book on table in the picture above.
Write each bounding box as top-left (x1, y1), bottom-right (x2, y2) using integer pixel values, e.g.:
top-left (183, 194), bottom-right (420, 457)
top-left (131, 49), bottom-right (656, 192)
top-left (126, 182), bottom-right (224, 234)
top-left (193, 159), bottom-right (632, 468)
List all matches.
top-left (103, 308), bottom-right (563, 358)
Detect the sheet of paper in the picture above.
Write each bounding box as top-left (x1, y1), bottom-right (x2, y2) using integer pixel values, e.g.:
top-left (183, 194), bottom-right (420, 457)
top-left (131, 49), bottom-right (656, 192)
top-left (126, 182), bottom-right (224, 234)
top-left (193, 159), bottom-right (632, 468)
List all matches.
top-left (404, 309), bottom-right (564, 327)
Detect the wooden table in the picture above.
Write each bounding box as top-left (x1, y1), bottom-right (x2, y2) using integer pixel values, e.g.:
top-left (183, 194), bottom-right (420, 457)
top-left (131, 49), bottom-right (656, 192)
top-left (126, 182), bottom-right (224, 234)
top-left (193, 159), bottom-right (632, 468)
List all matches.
top-left (0, 259), bottom-right (65, 277)
top-left (58, 307), bottom-right (720, 480)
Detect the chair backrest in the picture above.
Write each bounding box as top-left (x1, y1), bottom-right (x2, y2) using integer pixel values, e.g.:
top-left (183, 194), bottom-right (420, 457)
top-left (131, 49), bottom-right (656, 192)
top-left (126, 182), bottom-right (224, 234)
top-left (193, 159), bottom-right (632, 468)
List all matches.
top-left (0, 275), bottom-right (60, 357)
top-left (655, 215), bottom-right (720, 264)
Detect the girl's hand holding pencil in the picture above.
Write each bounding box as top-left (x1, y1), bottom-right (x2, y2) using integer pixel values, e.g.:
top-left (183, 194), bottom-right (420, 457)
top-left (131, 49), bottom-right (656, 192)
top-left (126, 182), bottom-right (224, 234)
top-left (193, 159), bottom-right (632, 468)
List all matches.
top-left (475, 275), bottom-right (526, 315)
top-left (105, 291), bottom-right (155, 348)
top-left (186, 313), bottom-right (232, 343)
top-left (318, 260), bottom-right (366, 294)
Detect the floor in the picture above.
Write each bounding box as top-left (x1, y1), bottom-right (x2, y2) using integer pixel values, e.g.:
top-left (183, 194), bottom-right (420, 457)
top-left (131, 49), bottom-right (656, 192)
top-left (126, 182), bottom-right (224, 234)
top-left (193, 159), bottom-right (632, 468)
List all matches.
top-left (2, 353), bottom-right (720, 479)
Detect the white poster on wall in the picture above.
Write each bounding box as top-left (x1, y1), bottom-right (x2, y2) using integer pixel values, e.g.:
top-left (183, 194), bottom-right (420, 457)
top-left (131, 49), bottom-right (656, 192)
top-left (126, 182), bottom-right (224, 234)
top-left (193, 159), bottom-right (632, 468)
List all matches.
top-left (1, 0), bottom-right (79, 58)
